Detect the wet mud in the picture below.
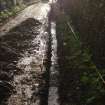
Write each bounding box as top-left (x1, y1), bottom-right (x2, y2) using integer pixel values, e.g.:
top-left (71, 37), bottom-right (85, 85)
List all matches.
top-left (57, 36), bottom-right (81, 105)
top-left (0, 18), bottom-right (49, 105)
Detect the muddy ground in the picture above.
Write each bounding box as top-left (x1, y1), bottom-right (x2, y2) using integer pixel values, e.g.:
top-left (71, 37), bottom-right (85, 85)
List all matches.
top-left (0, 18), bottom-right (50, 105)
top-left (1, 1), bottom-right (105, 105)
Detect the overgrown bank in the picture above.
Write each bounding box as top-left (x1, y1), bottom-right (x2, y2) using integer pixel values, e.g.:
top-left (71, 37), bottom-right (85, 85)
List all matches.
top-left (56, 13), bottom-right (105, 105)
top-left (0, 0), bottom-right (40, 26)
top-left (0, 4), bottom-right (25, 26)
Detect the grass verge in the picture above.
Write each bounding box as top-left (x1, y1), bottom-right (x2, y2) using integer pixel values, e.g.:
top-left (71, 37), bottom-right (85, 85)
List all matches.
top-left (57, 13), bottom-right (105, 105)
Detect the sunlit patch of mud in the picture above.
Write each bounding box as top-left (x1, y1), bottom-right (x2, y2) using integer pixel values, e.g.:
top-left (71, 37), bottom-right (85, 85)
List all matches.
top-left (0, 18), bottom-right (49, 105)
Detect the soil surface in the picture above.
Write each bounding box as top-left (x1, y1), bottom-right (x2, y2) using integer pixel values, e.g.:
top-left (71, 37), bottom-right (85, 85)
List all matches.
top-left (0, 2), bottom-right (51, 105)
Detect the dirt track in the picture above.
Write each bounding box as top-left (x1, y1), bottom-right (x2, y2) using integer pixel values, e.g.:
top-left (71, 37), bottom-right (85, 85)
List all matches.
top-left (0, 2), bottom-right (50, 37)
top-left (0, 2), bottom-right (51, 105)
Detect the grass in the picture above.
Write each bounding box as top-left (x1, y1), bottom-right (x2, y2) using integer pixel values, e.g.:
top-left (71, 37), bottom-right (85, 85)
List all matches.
top-left (0, 5), bottom-right (25, 26)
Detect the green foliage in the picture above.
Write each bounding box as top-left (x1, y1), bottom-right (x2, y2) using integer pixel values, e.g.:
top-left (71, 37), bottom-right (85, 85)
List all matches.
top-left (81, 68), bottom-right (105, 105)
top-left (0, 5), bottom-right (25, 25)
top-left (57, 14), bottom-right (105, 105)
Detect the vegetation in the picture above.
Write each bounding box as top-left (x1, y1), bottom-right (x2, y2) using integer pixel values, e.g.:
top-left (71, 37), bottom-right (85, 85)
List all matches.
top-left (56, 13), bottom-right (105, 105)
top-left (0, 0), bottom-right (25, 26)
top-left (58, 0), bottom-right (105, 68)
top-left (0, 0), bottom-right (39, 26)
top-left (0, 5), bottom-right (25, 26)
top-left (56, 1), bottom-right (105, 103)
